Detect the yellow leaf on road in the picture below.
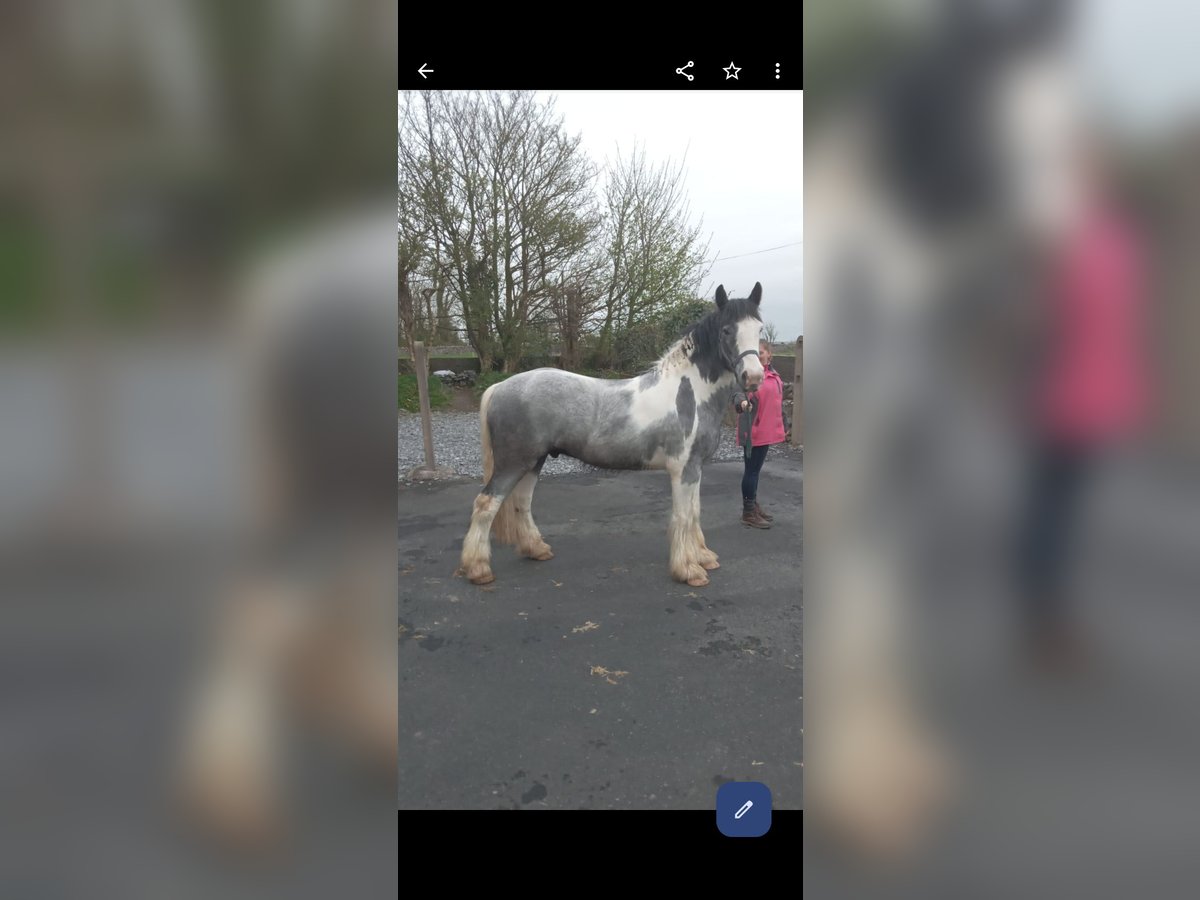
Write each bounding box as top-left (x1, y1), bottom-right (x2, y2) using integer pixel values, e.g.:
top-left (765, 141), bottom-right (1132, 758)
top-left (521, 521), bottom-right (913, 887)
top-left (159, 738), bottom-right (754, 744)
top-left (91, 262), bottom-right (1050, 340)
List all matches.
top-left (588, 665), bottom-right (629, 685)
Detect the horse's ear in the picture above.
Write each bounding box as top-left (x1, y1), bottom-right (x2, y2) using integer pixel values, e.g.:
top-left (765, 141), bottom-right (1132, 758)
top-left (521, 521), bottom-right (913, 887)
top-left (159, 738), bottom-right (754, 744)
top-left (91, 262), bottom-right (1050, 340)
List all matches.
top-left (749, 282), bottom-right (763, 307)
top-left (715, 285), bottom-right (728, 309)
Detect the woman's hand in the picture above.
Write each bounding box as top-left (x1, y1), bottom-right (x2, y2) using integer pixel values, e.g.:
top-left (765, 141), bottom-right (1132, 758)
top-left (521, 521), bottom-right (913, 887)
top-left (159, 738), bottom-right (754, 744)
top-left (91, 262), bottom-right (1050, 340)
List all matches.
top-left (739, 399), bottom-right (752, 412)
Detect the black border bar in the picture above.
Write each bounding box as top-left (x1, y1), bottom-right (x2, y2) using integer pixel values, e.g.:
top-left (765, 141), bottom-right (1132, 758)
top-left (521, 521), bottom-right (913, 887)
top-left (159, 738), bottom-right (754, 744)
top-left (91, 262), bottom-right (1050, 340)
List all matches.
top-left (397, 809), bottom-right (802, 852)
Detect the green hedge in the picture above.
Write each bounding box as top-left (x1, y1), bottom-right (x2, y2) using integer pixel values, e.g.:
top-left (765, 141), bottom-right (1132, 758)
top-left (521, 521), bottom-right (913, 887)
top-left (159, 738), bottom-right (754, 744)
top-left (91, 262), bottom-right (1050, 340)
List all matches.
top-left (473, 370), bottom-right (516, 397)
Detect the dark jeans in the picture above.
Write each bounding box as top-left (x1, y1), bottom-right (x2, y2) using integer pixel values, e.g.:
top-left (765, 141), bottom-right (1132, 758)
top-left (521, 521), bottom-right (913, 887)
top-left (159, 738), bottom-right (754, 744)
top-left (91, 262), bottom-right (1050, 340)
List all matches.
top-left (1014, 438), bottom-right (1094, 630)
top-left (742, 445), bottom-right (770, 503)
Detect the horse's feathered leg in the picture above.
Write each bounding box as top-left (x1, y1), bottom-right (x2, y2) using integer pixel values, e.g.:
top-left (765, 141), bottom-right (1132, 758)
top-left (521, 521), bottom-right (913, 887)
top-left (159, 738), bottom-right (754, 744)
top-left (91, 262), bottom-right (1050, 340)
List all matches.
top-left (696, 524), bottom-right (720, 570)
top-left (668, 471), bottom-right (709, 587)
top-left (509, 463), bottom-right (552, 561)
top-left (460, 470), bottom-right (523, 584)
top-left (687, 473), bottom-right (719, 570)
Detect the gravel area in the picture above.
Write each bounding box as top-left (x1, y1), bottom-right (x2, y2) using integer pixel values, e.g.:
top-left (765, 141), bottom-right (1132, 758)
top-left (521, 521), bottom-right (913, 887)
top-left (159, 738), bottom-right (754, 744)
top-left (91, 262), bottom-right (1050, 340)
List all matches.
top-left (398, 410), bottom-right (799, 481)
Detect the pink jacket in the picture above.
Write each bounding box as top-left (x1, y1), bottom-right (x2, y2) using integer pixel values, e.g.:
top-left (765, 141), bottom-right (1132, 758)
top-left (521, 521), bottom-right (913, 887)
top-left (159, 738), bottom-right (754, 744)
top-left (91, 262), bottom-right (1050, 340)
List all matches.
top-left (1038, 201), bottom-right (1151, 443)
top-left (734, 366), bottom-right (787, 447)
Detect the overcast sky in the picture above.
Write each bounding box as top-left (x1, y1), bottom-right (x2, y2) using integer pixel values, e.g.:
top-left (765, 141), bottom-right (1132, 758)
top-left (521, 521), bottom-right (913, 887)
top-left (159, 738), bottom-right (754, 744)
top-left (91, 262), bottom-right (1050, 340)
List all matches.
top-left (1076, 1), bottom-right (1200, 136)
top-left (544, 90), bottom-right (803, 339)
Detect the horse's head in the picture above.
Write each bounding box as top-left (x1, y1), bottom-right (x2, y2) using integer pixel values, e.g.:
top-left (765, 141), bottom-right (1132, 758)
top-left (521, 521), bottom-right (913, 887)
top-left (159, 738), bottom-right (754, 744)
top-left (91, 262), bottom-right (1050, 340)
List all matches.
top-left (714, 282), bottom-right (766, 391)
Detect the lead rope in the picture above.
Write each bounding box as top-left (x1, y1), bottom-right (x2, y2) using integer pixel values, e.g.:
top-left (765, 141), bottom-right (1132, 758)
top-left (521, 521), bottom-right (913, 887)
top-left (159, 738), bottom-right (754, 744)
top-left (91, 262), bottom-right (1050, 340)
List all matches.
top-left (734, 348), bottom-right (760, 461)
top-left (733, 348), bottom-right (762, 461)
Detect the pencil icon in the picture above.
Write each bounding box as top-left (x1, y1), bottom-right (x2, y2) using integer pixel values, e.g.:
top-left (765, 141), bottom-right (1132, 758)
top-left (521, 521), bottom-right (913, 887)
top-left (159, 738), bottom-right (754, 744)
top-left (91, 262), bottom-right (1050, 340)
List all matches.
top-left (734, 800), bottom-right (754, 819)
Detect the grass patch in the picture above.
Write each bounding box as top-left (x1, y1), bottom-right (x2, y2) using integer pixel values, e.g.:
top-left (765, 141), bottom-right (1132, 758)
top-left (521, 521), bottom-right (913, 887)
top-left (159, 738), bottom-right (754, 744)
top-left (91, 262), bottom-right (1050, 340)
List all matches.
top-left (398, 374), bottom-right (451, 413)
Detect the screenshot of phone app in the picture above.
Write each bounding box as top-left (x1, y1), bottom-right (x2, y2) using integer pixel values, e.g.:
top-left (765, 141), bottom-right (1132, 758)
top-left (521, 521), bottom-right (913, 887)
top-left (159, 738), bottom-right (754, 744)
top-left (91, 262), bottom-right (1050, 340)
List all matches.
top-left (398, 55), bottom-right (802, 837)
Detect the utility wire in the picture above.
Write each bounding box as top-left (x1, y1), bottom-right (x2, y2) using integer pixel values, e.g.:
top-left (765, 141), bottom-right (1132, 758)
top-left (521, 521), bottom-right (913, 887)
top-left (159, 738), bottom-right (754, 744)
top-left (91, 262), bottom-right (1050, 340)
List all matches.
top-left (712, 240), bottom-right (802, 262)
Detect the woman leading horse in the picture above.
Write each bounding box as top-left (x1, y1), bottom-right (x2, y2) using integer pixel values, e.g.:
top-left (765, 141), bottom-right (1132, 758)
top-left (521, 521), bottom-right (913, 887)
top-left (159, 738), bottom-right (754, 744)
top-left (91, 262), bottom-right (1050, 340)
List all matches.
top-left (460, 283), bottom-right (767, 587)
top-left (733, 339), bottom-right (789, 529)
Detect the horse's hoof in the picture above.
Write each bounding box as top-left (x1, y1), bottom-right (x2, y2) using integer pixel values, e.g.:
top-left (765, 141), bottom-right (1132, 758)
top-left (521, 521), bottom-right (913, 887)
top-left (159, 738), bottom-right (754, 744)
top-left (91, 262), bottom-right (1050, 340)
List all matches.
top-left (699, 556), bottom-right (720, 570)
top-left (176, 762), bottom-right (282, 854)
top-left (524, 543), bottom-right (554, 561)
top-left (466, 566), bottom-right (495, 585)
top-left (686, 566), bottom-right (710, 587)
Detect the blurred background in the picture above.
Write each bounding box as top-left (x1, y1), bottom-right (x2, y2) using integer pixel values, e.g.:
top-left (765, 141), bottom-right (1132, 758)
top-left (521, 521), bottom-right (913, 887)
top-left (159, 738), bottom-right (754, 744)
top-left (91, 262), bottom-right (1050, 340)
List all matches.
top-left (0, 2), bottom-right (396, 895)
top-left (805, 0), bottom-right (1200, 896)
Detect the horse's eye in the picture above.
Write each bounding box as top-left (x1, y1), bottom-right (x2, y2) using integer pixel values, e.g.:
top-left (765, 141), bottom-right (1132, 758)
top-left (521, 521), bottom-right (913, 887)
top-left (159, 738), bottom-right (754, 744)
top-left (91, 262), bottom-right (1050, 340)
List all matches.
top-left (722, 325), bottom-right (734, 334)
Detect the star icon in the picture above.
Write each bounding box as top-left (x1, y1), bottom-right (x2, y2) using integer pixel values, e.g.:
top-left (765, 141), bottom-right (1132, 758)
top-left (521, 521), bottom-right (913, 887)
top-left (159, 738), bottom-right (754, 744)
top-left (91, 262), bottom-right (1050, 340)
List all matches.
top-left (724, 61), bottom-right (741, 80)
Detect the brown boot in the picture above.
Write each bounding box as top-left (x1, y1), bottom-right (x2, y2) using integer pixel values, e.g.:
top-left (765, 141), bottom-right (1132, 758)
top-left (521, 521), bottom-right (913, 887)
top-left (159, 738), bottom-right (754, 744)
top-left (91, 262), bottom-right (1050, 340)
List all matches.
top-left (742, 500), bottom-right (770, 529)
top-left (754, 501), bottom-right (774, 522)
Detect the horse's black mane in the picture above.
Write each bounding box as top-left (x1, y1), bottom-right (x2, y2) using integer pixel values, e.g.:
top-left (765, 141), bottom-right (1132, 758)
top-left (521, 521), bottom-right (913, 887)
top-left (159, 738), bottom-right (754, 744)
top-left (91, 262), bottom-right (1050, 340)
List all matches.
top-left (682, 297), bottom-right (760, 349)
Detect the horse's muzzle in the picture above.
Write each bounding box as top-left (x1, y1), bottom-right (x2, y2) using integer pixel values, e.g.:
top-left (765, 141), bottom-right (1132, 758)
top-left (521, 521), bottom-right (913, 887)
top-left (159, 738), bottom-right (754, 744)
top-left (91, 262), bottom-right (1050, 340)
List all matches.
top-left (734, 348), bottom-right (763, 390)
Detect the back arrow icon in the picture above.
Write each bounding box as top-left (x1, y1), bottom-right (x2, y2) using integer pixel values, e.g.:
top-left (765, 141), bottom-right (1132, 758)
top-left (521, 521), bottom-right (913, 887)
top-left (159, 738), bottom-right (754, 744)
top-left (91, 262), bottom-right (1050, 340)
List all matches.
top-left (418, 63), bottom-right (434, 79)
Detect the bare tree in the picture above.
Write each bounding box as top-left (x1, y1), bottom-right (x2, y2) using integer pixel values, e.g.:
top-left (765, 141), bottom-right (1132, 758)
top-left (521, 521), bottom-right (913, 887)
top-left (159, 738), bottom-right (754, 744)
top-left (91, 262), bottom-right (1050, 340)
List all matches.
top-left (595, 145), bottom-right (711, 366)
top-left (396, 232), bottom-right (422, 359)
top-left (398, 91), bottom-right (600, 371)
top-left (397, 94), bottom-right (434, 357)
top-left (399, 94), bottom-right (711, 373)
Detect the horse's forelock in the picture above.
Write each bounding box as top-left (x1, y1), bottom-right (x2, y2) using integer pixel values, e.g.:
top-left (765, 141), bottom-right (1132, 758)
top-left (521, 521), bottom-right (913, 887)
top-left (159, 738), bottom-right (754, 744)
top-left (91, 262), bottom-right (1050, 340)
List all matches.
top-left (686, 296), bottom-right (761, 343)
top-left (722, 296), bottom-right (763, 324)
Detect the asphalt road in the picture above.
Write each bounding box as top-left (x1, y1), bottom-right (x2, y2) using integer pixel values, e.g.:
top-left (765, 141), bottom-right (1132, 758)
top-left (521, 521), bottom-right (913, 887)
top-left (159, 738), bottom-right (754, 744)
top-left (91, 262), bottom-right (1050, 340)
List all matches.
top-left (398, 452), bottom-right (803, 810)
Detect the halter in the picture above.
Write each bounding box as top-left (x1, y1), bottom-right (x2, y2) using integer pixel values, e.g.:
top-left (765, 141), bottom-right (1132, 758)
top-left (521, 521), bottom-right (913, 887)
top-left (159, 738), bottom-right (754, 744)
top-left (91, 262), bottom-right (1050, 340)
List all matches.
top-left (734, 348), bottom-right (760, 376)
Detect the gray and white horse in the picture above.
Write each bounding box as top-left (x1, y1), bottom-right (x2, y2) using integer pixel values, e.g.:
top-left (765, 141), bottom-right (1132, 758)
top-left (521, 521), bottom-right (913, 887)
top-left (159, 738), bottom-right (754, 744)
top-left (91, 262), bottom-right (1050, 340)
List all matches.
top-left (460, 283), bottom-right (767, 587)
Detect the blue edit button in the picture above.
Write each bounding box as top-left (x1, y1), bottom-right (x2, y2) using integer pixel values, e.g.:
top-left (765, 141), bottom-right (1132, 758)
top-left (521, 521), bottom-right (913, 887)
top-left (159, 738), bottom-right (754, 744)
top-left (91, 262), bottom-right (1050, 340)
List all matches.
top-left (716, 781), bottom-right (772, 837)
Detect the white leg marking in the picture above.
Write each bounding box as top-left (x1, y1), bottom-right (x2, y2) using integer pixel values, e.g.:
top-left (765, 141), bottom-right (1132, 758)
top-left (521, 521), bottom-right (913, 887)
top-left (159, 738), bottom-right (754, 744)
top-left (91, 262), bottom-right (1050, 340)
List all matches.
top-left (669, 473), bottom-right (709, 586)
top-left (461, 494), bottom-right (502, 584)
top-left (510, 472), bottom-right (552, 560)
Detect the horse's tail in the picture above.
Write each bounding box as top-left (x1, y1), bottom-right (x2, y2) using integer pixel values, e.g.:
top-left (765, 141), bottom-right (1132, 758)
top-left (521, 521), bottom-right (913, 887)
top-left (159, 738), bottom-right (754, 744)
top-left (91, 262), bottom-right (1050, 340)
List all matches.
top-left (480, 382), bottom-right (521, 545)
top-left (480, 383), bottom-right (495, 486)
